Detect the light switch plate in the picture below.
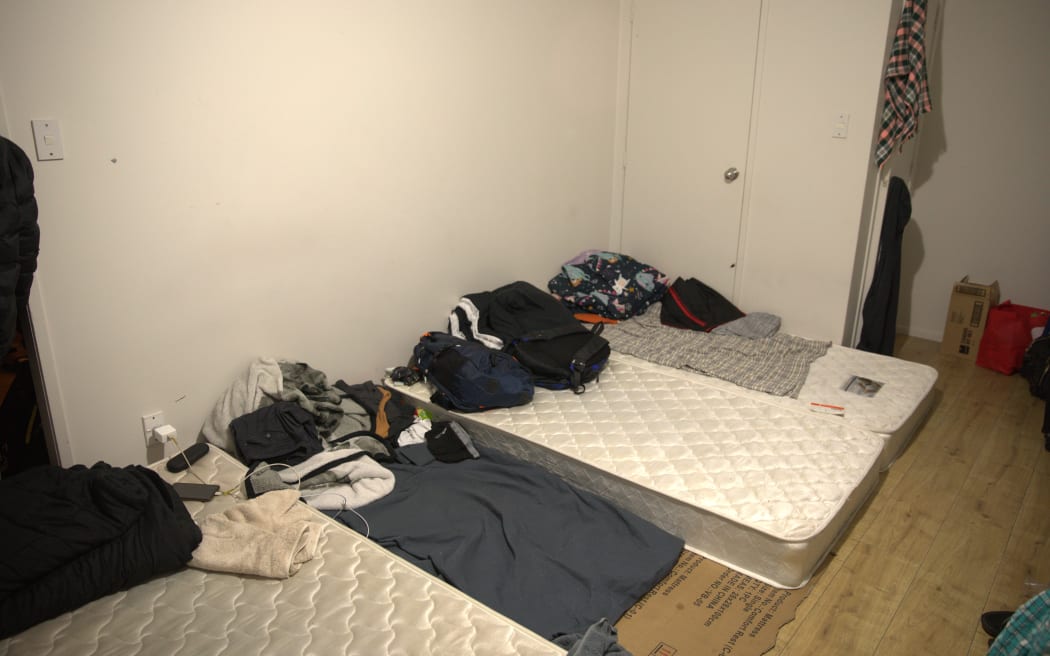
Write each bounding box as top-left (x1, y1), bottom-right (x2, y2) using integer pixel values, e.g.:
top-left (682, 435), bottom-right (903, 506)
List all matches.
top-left (31, 119), bottom-right (64, 161)
top-left (831, 112), bottom-right (850, 140)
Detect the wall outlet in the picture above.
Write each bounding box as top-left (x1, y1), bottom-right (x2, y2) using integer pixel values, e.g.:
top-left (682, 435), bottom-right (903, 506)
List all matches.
top-left (142, 411), bottom-right (165, 445)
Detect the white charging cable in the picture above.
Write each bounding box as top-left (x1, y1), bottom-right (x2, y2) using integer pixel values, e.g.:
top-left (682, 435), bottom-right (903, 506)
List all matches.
top-left (299, 490), bottom-right (371, 538)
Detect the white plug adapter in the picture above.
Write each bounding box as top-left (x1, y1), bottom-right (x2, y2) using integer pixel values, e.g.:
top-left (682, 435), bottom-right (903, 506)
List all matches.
top-left (152, 424), bottom-right (178, 444)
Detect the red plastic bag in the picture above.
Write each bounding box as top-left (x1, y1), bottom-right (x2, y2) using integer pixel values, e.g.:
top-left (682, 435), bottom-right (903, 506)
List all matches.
top-left (976, 301), bottom-right (1050, 374)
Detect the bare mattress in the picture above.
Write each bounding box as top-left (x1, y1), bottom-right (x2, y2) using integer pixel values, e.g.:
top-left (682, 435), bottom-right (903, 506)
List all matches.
top-left (394, 349), bottom-right (926, 589)
top-left (0, 449), bottom-right (562, 656)
top-left (624, 344), bottom-right (938, 470)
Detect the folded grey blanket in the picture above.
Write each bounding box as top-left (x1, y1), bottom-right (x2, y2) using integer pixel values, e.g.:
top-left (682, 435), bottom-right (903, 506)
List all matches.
top-left (602, 311), bottom-right (829, 397)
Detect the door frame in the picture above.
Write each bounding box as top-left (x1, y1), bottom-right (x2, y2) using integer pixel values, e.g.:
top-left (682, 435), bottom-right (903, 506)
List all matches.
top-left (610, 0), bottom-right (769, 301)
top-left (23, 296), bottom-right (72, 466)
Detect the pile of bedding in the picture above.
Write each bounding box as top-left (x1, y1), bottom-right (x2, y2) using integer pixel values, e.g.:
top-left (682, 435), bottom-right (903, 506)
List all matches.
top-left (602, 310), bottom-right (830, 397)
top-left (434, 253), bottom-right (825, 404)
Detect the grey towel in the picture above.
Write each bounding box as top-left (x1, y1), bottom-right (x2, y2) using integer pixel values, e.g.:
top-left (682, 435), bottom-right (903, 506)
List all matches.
top-left (603, 311), bottom-right (828, 397)
top-left (274, 361), bottom-right (346, 437)
top-left (712, 312), bottom-right (782, 339)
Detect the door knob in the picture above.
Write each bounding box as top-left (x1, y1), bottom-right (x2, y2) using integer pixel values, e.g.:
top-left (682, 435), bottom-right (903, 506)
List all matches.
top-left (724, 167), bottom-right (740, 182)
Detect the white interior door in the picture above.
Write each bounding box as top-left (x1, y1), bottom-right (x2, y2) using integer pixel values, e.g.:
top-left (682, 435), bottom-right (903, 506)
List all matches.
top-left (620, 0), bottom-right (762, 296)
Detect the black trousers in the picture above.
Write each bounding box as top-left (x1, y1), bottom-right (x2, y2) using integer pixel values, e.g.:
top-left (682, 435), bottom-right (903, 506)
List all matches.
top-left (1043, 398), bottom-right (1049, 451)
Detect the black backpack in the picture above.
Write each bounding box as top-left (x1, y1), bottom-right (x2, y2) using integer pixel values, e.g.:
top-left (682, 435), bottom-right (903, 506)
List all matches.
top-left (1020, 335), bottom-right (1050, 400)
top-left (506, 322), bottom-right (609, 393)
top-left (449, 281), bottom-right (610, 393)
top-left (660, 277), bottom-right (745, 332)
top-left (411, 332), bottom-right (534, 412)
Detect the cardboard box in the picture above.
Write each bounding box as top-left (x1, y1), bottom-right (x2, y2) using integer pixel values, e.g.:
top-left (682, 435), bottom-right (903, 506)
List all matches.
top-left (615, 551), bottom-right (810, 656)
top-left (941, 276), bottom-right (1000, 359)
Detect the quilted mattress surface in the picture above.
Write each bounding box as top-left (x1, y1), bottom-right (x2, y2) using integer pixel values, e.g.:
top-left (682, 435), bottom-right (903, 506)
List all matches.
top-left (614, 344), bottom-right (937, 469)
top-left (768, 344), bottom-right (935, 436)
top-left (0, 449), bottom-right (562, 656)
top-left (618, 342), bottom-right (937, 436)
top-left (398, 352), bottom-right (884, 543)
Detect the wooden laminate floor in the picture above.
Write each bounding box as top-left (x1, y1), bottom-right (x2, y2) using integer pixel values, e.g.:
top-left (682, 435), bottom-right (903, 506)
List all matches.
top-left (767, 336), bottom-right (1049, 656)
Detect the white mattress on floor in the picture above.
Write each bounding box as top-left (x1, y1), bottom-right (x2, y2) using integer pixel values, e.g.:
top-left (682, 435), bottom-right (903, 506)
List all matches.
top-left (616, 344), bottom-right (938, 470)
top-left (394, 352), bottom-right (886, 588)
top-left (0, 449), bottom-right (562, 656)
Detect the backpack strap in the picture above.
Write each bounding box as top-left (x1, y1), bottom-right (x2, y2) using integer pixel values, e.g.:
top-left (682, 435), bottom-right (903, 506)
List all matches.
top-left (568, 325), bottom-right (609, 393)
top-left (569, 335), bottom-right (609, 393)
top-left (516, 320), bottom-right (605, 342)
top-left (515, 324), bottom-right (583, 342)
top-left (510, 322), bottom-right (609, 393)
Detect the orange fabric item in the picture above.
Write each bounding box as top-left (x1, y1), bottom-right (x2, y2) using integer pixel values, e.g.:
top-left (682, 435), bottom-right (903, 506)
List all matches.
top-left (574, 313), bottom-right (619, 325)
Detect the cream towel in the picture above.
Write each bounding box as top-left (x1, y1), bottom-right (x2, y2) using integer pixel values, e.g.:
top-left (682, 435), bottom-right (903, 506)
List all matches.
top-left (189, 490), bottom-right (322, 579)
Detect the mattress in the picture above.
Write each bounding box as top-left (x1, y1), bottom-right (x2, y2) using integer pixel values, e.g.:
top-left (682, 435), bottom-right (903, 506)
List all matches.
top-left (786, 344), bottom-right (935, 467)
top-left (618, 343), bottom-right (938, 470)
top-left (394, 352), bottom-right (886, 589)
top-left (0, 449), bottom-right (562, 656)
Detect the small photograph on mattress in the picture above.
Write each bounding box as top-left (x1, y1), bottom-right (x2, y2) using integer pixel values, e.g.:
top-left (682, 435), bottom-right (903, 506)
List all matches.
top-left (844, 375), bottom-right (885, 397)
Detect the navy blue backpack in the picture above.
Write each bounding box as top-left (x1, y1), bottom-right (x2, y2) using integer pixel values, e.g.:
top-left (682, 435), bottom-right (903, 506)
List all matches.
top-left (411, 332), bottom-right (534, 413)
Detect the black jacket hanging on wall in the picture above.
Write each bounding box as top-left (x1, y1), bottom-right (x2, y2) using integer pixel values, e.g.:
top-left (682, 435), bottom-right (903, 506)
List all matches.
top-left (0, 137), bottom-right (40, 355)
top-left (858, 176), bottom-right (911, 355)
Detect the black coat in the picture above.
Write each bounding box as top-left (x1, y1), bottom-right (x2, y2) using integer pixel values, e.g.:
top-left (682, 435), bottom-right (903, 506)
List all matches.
top-left (0, 463), bottom-right (202, 639)
top-left (858, 176), bottom-right (911, 355)
top-left (0, 137), bottom-right (40, 354)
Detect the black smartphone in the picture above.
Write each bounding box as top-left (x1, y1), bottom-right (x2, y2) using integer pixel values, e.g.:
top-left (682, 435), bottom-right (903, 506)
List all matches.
top-left (173, 482), bottom-right (219, 501)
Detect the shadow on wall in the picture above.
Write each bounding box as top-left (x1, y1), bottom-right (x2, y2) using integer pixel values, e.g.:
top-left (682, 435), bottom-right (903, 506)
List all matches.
top-left (911, 0), bottom-right (947, 190)
top-left (896, 1), bottom-right (942, 341)
top-left (897, 218), bottom-right (926, 333)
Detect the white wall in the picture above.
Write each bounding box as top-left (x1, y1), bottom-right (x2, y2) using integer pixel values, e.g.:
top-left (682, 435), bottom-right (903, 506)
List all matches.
top-left (0, 1), bottom-right (620, 466)
top-left (735, 0), bottom-right (898, 344)
top-left (900, 0), bottom-right (1050, 340)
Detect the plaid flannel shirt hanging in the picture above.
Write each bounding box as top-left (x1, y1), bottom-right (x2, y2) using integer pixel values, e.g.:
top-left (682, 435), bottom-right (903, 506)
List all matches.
top-left (875, 0), bottom-right (932, 168)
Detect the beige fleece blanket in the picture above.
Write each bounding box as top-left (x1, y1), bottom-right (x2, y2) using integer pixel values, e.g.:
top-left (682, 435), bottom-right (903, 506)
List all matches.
top-left (189, 490), bottom-right (322, 579)
top-left (200, 357), bottom-right (283, 453)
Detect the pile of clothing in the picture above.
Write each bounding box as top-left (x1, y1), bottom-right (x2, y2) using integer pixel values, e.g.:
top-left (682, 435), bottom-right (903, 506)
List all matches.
top-left (544, 251), bottom-right (829, 397)
top-left (0, 463), bottom-right (201, 639)
top-left (200, 360), bottom-right (417, 511)
top-left (199, 358), bottom-right (683, 642)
